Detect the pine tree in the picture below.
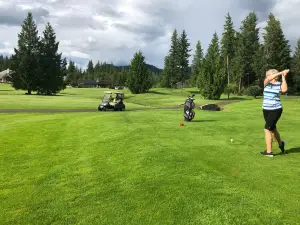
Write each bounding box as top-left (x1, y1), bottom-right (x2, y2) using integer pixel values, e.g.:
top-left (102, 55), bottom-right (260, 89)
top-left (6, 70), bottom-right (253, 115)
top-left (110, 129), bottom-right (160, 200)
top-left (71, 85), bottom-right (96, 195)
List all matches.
top-left (0, 55), bottom-right (12, 71)
top-left (10, 12), bottom-right (41, 94)
top-left (177, 30), bottom-right (191, 88)
top-left (94, 61), bottom-right (101, 80)
top-left (239, 12), bottom-right (260, 88)
top-left (127, 51), bottom-right (152, 94)
top-left (66, 60), bottom-right (76, 85)
top-left (38, 22), bottom-right (66, 95)
top-left (253, 44), bottom-right (266, 88)
top-left (198, 32), bottom-right (226, 99)
top-left (230, 31), bottom-right (242, 88)
top-left (161, 29), bottom-right (180, 88)
top-left (291, 38), bottom-right (300, 93)
top-left (190, 41), bottom-right (203, 87)
top-left (221, 13), bottom-right (236, 86)
top-left (263, 13), bottom-right (292, 86)
top-left (86, 60), bottom-right (94, 79)
top-left (161, 55), bottom-right (172, 88)
top-left (60, 58), bottom-right (67, 89)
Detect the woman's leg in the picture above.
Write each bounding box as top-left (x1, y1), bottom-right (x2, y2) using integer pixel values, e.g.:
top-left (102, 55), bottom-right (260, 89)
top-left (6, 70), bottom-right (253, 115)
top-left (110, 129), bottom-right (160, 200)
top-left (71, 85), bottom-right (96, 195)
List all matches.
top-left (264, 129), bottom-right (273, 153)
top-left (272, 128), bottom-right (282, 145)
top-left (265, 108), bottom-right (285, 153)
top-left (263, 109), bottom-right (273, 153)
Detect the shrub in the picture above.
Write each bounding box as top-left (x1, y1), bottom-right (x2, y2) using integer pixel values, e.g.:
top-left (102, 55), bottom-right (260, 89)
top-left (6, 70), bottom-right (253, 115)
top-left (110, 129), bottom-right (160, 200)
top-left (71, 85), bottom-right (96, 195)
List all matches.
top-left (224, 83), bottom-right (238, 95)
top-left (245, 85), bottom-right (262, 98)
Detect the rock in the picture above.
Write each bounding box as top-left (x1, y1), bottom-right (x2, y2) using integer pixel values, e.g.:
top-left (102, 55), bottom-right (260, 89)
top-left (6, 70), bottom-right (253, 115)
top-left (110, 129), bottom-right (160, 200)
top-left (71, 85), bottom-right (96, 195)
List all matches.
top-left (200, 104), bottom-right (220, 111)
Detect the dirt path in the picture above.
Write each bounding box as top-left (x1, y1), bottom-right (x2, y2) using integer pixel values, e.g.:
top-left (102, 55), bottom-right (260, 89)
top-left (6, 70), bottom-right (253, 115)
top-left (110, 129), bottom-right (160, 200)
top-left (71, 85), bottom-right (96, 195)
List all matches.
top-left (0, 100), bottom-right (241, 114)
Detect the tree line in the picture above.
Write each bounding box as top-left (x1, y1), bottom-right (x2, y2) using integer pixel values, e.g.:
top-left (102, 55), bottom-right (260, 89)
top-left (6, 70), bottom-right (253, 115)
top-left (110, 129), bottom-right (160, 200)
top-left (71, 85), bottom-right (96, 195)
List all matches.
top-left (5, 12), bottom-right (158, 94)
top-left (161, 12), bottom-right (300, 99)
top-left (66, 59), bottom-right (160, 88)
top-left (3, 11), bottom-right (300, 96)
top-left (0, 55), bottom-right (12, 72)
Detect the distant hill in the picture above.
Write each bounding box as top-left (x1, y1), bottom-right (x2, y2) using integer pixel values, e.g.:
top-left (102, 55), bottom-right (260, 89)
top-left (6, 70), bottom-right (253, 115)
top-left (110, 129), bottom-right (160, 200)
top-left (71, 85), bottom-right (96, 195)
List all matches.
top-left (114, 64), bottom-right (163, 74)
top-left (106, 63), bottom-right (193, 75)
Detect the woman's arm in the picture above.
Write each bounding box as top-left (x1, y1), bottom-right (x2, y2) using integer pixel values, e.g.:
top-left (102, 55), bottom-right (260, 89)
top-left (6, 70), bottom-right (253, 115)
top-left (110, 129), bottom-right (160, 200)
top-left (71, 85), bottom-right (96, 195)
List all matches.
top-left (281, 73), bottom-right (288, 93)
top-left (264, 71), bottom-right (283, 86)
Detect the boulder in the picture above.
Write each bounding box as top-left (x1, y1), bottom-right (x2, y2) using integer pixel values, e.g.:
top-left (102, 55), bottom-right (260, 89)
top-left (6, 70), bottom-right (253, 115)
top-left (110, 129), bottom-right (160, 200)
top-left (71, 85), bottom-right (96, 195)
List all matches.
top-left (200, 104), bottom-right (220, 111)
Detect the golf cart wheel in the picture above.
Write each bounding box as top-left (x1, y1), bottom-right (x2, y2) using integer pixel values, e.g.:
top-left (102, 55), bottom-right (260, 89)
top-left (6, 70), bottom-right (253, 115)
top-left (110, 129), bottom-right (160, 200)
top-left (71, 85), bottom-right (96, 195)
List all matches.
top-left (98, 106), bottom-right (102, 111)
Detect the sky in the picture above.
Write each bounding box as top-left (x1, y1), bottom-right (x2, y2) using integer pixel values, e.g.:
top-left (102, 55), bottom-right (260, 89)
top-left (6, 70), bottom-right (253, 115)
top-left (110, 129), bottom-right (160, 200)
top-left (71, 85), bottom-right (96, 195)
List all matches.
top-left (0, 0), bottom-right (300, 69)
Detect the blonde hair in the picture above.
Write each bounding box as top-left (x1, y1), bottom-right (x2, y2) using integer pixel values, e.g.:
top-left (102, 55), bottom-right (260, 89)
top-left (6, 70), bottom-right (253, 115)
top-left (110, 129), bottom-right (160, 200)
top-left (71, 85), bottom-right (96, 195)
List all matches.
top-left (267, 69), bottom-right (278, 76)
top-left (266, 69), bottom-right (279, 80)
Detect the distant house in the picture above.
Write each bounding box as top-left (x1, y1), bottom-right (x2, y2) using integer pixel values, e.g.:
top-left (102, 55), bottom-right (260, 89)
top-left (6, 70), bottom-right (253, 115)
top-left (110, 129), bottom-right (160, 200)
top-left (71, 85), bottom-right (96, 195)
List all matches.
top-left (77, 80), bottom-right (98, 88)
top-left (0, 69), bottom-right (14, 83)
top-left (98, 80), bottom-right (113, 88)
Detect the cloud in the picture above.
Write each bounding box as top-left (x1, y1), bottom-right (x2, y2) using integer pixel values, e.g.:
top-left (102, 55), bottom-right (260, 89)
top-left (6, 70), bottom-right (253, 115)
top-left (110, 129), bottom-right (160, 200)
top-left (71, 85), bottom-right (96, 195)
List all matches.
top-left (235, 0), bottom-right (276, 21)
top-left (0, 40), bottom-right (14, 55)
top-left (0, 2), bottom-right (49, 26)
top-left (113, 23), bottom-right (167, 42)
top-left (0, 0), bottom-right (300, 69)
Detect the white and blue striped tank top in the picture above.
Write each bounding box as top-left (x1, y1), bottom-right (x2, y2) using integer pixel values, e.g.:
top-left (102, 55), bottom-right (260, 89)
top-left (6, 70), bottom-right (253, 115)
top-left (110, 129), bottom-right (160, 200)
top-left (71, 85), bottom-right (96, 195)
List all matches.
top-left (263, 81), bottom-right (282, 110)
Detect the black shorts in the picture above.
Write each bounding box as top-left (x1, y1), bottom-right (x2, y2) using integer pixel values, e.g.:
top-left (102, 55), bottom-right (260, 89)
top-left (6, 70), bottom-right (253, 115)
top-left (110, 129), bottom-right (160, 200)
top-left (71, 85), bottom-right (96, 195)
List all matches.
top-left (263, 108), bottom-right (283, 131)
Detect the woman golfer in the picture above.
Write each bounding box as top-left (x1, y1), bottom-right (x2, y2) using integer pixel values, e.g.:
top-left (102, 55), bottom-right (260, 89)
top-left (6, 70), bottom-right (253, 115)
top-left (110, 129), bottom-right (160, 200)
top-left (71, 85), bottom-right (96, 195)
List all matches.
top-left (260, 69), bottom-right (289, 157)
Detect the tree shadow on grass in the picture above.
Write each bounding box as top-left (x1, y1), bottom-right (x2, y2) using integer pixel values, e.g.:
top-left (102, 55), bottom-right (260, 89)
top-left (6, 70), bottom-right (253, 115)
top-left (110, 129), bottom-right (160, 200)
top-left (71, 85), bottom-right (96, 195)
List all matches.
top-left (220, 97), bottom-right (250, 101)
top-left (190, 120), bottom-right (217, 123)
top-left (148, 90), bottom-right (169, 95)
top-left (274, 147), bottom-right (300, 156)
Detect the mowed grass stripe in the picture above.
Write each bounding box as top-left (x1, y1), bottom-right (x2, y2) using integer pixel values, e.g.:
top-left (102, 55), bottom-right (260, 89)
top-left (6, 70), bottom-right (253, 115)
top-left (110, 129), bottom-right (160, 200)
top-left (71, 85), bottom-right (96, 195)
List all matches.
top-left (1, 99), bottom-right (300, 224)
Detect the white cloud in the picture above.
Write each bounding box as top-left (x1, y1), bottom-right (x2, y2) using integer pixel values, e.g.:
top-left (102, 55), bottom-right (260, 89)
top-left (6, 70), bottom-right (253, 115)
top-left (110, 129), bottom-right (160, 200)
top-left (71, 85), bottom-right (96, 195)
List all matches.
top-left (0, 0), bottom-right (300, 69)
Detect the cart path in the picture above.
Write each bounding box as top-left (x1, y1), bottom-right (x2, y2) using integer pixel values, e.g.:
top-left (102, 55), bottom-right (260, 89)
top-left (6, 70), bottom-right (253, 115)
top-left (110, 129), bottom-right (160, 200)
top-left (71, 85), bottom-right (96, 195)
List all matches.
top-left (0, 99), bottom-right (242, 113)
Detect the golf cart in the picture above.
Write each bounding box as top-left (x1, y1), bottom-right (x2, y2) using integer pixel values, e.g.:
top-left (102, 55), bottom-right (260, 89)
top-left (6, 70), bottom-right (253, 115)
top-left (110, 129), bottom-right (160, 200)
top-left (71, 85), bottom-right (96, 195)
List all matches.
top-left (98, 91), bottom-right (125, 111)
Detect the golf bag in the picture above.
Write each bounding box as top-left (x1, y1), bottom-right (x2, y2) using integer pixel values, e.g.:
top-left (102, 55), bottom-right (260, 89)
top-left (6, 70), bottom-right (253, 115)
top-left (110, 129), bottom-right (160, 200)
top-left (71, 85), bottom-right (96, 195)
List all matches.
top-left (183, 94), bottom-right (195, 121)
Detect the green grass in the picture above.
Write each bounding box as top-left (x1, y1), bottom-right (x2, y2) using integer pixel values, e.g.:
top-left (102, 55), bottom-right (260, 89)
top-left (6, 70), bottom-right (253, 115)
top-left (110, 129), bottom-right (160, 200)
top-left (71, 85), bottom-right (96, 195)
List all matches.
top-left (0, 83), bottom-right (248, 110)
top-left (1, 83), bottom-right (300, 224)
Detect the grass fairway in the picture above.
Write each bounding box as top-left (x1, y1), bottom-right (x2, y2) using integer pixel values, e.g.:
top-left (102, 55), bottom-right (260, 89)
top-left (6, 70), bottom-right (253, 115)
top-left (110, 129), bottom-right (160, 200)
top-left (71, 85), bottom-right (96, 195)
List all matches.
top-left (1, 84), bottom-right (300, 224)
top-left (0, 83), bottom-right (243, 110)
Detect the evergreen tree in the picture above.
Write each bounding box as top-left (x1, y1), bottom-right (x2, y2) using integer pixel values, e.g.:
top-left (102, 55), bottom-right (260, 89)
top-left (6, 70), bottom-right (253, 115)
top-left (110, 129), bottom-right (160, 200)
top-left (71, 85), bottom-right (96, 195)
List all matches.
top-left (253, 44), bottom-right (266, 88)
top-left (61, 58), bottom-right (68, 89)
top-left (198, 32), bottom-right (226, 99)
top-left (239, 12), bottom-right (260, 88)
top-left (177, 30), bottom-right (191, 88)
top-left (230, 31), bottom-right (243, 91)
top-left (10, 12), bottom-right (41, 94)
top-left (127, 51), bottom-right (152, 94)
top-left (221, 13), bottom-right (236, 85)
top-left (291, 38), bottom-right (300, 93)
top-left (119, 67), bottom-right (127, 86)
top-left (38, 22), bottom-right (66, 95)
top-left (94, 61), bottom-right (101, 80)
top-left (0, 55), bottom-right (12, 71)
top-left (190, 41), bottom-right (203, 87)
top-left (86, 60), bottom-right (94, 79)
top-left (263, 13), bottom-right (292, 86)
top-left (161, 55), bottom-right (172, 88)
top-left (66, 60), bottom-right (77, 85)
top-left (161, 29), bottom-right (180, 88)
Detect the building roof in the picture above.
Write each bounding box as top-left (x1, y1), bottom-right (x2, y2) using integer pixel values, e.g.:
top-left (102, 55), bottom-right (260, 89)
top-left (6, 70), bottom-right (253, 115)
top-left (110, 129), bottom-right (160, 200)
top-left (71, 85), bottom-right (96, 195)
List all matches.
top-left (77, 80), bottom-right (98, 84)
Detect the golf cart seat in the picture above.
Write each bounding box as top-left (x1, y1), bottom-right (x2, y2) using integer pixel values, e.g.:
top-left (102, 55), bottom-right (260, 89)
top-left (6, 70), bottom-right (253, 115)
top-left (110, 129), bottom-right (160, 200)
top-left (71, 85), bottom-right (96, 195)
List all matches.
top-left (102, 92), bottom-right (112, 103)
